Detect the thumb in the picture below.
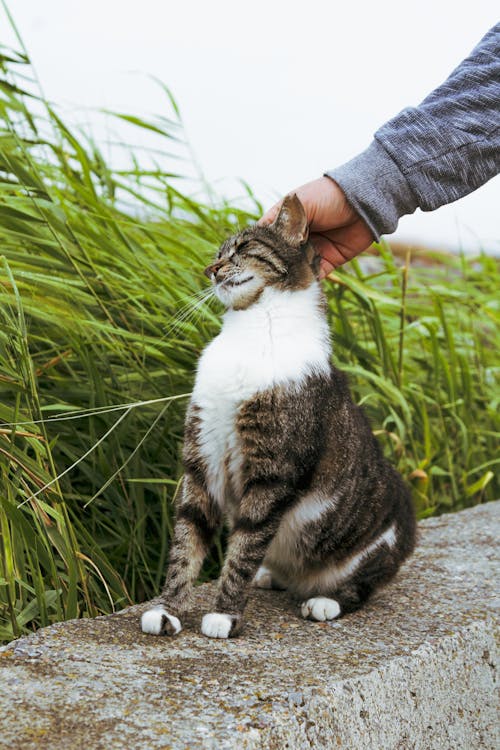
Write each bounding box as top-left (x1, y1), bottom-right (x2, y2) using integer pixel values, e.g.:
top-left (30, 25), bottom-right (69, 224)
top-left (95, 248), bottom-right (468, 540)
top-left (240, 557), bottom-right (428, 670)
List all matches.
top-left (257, 201), bottom-right (281, 226)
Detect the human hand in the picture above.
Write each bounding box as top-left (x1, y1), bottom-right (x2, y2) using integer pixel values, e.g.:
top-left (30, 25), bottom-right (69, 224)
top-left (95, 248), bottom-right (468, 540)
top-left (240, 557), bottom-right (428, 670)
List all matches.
top-left (259, 177), bottom-right (374, 278)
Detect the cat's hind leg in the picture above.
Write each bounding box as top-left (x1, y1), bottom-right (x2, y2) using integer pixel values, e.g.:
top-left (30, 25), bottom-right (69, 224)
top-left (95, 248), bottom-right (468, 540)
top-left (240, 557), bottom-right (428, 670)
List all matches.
top-left (299, 525), bottom-right (404, 621)
top-left (252, 565), bottom-right (287, 590)
top-left (301, 596), bottom-right (341, 621)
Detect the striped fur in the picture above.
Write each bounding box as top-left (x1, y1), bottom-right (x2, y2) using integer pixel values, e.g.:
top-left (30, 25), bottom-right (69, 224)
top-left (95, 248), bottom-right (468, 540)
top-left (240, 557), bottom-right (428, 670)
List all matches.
top-left (141, 195), bottom-right (416, 639)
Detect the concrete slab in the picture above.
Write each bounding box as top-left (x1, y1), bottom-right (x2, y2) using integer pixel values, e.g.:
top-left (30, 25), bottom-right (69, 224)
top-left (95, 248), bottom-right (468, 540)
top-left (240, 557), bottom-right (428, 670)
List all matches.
top-left (0, 502), bottom-right (498, 749)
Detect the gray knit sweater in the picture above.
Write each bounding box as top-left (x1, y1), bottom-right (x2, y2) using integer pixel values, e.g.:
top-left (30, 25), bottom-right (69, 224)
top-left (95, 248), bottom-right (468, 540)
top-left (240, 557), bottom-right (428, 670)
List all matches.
top-left (326, 23), bottom-right (500, 240)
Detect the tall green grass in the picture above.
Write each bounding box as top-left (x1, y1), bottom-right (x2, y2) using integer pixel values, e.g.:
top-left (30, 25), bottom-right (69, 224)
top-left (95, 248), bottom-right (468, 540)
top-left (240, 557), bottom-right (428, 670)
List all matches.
top-left (0, 38), bottom-right (498, 642)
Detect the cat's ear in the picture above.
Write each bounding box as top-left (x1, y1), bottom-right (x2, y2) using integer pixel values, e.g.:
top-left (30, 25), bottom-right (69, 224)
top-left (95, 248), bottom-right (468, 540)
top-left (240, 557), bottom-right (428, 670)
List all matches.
top-left (270, 194), bottom-right (309, 247)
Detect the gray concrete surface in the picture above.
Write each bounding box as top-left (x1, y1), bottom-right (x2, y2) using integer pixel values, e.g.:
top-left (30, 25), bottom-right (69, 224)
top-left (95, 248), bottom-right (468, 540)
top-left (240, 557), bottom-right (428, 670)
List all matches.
top-left (0, 502), bottom-right (498, 749)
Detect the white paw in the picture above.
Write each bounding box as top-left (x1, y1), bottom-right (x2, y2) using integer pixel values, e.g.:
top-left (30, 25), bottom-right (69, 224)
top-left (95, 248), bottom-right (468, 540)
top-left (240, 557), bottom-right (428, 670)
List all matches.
top-left (141, 607), bottom-right (182, 636)
top-left (201, 613), bottom-right (234, 639)
top-left (301, 597), bottom-right (341, 622)
top-left (253, 565), bottom-right (273, 589)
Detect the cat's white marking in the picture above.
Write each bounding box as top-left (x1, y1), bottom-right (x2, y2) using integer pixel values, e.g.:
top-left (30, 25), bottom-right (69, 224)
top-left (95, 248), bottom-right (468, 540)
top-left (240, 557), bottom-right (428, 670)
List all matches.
top-left (293, 522), bottom-right (398, 597)
top-left (141, 607), bottom-right (181, 636)
top-left (286, 492), bottom-right (335, 528)
top-left (264, 490), bottom-right (339, 573)
top-left (201, 613), bottom-right (233, 639)
top-left (192, 284), bottom-right (331, 508)
top-left (214, 273), bottom-right (259, 306)
top-left (330, 523), bottom-right (397, 582)
top-left (301, 596), bottom-right (341, 621)
top-left (253, 565), bottom-right (274, 589)
top-left (382, 524), bottom-right (397, 547)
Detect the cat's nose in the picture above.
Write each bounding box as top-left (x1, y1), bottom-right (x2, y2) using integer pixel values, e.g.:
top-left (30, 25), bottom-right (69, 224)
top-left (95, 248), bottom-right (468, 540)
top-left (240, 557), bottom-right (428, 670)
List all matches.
top-left (204, 260), bottom-right (224, 280)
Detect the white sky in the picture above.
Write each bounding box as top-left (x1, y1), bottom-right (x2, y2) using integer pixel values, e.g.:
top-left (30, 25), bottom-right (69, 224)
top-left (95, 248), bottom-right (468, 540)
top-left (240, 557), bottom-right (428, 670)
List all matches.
top-left (6, 1), bottom-right (500, 253)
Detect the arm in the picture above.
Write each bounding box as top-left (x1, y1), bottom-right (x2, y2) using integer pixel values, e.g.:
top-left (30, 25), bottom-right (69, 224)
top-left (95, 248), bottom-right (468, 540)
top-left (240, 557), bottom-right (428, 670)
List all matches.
top-left (327, 23), bottom-right (500, 239)
top-left (261, 24), bottom-right (500, 275)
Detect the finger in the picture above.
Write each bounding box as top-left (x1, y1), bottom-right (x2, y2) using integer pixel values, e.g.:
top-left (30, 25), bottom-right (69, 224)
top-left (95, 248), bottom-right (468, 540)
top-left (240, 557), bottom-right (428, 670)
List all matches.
top-left (258, 177), bottom-right (343, 230)
top-left (257, 201), bottom-right (281, 226)
top-left (310, 234), bottom-right (353, 269)
top-left (258, 179), bottom-right (333, 229)
top-left (319, 258), bottom-right (335, 279)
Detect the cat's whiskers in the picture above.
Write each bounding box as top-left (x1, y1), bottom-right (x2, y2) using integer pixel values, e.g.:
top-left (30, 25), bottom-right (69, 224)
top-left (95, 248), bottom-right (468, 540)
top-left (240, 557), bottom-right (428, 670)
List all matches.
top-left (175, 295), bottom-right (214, 333)
top-left (170, 287), bottom-right (213, 319)
top-left (163, 287), bottom-right (215, 339)
top-left (175, 285), bottom-right (214, 310)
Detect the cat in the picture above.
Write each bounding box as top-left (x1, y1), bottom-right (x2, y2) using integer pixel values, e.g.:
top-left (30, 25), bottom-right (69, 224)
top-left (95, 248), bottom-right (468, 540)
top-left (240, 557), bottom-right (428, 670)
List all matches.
top-left (141, 193), bottom-right (416, 639)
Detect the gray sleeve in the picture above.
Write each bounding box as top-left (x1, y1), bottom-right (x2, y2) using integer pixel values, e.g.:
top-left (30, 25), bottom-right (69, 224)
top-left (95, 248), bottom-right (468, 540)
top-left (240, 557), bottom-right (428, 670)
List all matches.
top-left (326, 23), bottom-right (500, 240)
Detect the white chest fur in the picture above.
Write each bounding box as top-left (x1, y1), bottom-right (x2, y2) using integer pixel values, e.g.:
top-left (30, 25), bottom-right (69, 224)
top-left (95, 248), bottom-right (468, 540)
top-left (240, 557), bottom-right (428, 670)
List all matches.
top-left (191, 284), bottom-right (331, 508)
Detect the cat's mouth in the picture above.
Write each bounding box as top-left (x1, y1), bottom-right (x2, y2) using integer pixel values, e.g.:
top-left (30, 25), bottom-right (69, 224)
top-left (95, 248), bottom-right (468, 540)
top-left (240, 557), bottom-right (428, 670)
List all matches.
top-left (219, 274), bottom-right (254, 289)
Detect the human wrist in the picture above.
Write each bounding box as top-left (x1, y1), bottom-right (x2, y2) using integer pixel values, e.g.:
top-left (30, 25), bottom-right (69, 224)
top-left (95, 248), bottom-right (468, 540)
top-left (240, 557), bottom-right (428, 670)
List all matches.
top-left (325, 140), bottom-right (419, 240)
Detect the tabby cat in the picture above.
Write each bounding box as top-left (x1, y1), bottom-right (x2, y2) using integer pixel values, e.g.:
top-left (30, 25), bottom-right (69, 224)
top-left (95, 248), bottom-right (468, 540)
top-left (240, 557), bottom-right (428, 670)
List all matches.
top-left (141, 194), bottom-right (416, 639)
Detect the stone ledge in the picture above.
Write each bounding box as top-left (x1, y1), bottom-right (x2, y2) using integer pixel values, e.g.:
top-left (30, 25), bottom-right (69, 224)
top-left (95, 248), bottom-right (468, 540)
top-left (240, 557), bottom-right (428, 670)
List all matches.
top-left (0, 502), bottom-right (498, 750)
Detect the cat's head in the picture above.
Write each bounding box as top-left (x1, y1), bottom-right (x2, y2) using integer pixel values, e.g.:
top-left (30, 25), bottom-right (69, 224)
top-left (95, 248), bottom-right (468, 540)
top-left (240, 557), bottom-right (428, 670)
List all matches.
top-left (205, 194), bottom-right (319, 310)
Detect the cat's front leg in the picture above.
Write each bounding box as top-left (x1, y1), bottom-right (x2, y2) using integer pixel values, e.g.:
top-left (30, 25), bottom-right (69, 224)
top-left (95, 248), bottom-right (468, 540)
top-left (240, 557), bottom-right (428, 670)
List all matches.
top-left (141, 607), bottom-right (182, 636)
top-left (201, 483), bottom-right (291, 639)
top-left (141, 472), bottom-right (220, 636)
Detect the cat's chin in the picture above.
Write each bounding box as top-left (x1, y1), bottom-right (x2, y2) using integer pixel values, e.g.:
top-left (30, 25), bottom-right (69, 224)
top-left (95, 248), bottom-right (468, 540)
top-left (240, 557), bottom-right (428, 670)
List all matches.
top-left (221, 274), bottom-right (254, 289)
top-left (214, 277), bottom-right (263, 309)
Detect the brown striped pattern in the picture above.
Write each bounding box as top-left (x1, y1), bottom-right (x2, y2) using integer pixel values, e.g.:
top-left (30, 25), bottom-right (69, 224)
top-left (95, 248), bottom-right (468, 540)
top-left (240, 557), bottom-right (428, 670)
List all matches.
top-left (152, 198), bottom-right (416, 633)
